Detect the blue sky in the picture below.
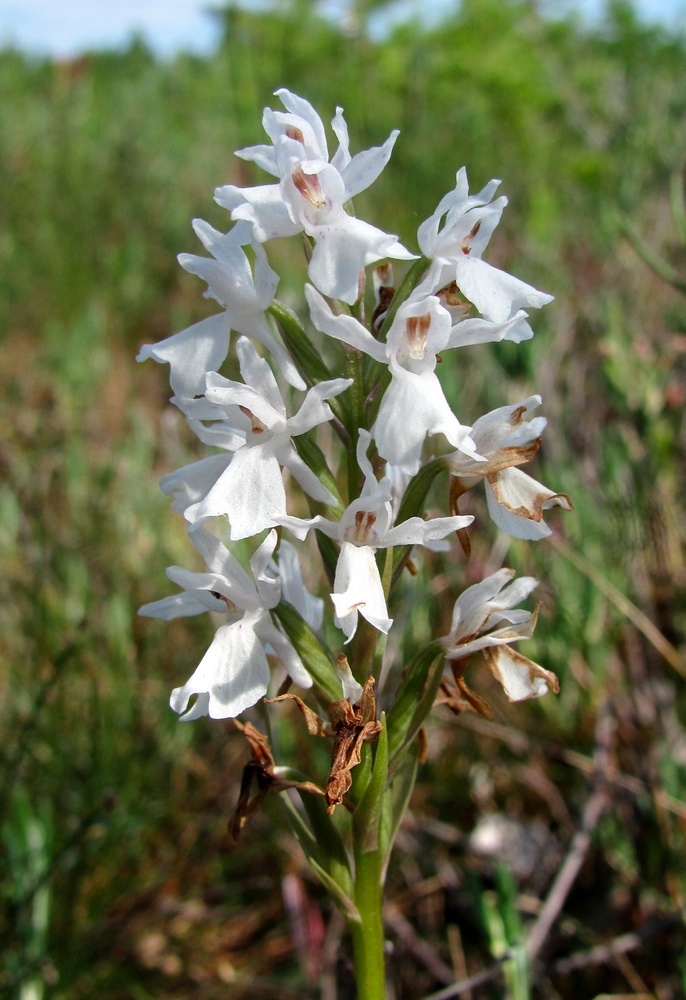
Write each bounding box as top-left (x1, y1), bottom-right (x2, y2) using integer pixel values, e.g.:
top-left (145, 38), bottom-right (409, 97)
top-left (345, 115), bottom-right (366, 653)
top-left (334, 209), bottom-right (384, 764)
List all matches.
top-left (0, 0), bottom-right (684, 59)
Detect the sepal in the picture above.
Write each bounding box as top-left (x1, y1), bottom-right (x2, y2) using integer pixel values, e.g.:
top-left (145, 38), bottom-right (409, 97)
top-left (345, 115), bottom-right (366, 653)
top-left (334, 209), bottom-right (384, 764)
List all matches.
top-left (293, 432), bottom-right (345, 510)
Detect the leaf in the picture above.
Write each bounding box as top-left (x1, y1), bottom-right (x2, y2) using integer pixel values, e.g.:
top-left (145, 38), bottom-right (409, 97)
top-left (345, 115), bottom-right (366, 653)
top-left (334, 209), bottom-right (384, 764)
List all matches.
top-left (316, 532), bottom-right (340, 588)
top-left (379, 738), bottom-right (418, 877)
top-left (298, 789), bottom-right (355, 901)
top-left (269, 299), bottom-right (331, 385)
top-left (398, 653), bottom-right (447, 763)
top-left (273, 793), bottom-right (359, 922)
top-left (293, 432), bottom-right (344, 508)
top-left (308, 855), bottom-right (361, 924)
top-left (392, 458), bottom-right (450, 580)
top-left (273, 600), bottom-right (342, 703)
top-left (386, 642), bottom-right (443, 763)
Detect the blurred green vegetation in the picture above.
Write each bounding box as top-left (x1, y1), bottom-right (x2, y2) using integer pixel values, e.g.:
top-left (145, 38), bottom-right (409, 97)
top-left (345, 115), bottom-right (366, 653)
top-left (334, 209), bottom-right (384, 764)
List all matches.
top-left (1, 0), bottom-right (685, 996)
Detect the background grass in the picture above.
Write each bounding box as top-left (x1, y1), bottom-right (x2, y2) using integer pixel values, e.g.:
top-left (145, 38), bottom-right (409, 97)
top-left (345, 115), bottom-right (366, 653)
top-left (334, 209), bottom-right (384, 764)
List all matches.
top-left (1, 0), bottom-right (686, 996)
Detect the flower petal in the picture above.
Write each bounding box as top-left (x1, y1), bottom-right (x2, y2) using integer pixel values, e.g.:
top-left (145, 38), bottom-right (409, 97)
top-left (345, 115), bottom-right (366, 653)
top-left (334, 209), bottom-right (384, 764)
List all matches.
top-left (160, 453), bottom-right (232, 516)
top-left (484, 645), bottom-right (559, 701)
top-left (383, 514), bottom-right (473, 548)
top-left (170, 616), bottom-right (271, 720)
top-left (455, 257), bottom-right (553, 325)
top-left (185, 445), bottom-right (286, 539)
top-left (137, 313), bottom-right (230, 399)
top-left (486, 469), bottom-right (573, 540)
top-left (308, 217), bottom-right (415, 305)
top-left (373, 367), bottom-right (467, 474)
top-left (275, 540), bottom-right (324, 632)
top-left (256, 616), bottom-right (313, 690)
top-left (138, 591), bottom-right (221, 620)
top-left (341, 129), bottom-right (400, 200)
top-left (275, 88), bottom-right (330, 160)
top-left (305, 284), bottom-right (387, 361)
top-left (331, 542), bottom-right (392, 642)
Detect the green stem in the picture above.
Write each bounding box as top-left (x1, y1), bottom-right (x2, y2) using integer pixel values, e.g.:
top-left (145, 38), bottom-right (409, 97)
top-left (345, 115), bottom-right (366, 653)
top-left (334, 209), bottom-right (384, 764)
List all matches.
top-left (350, 847), bottom-right (386, 999)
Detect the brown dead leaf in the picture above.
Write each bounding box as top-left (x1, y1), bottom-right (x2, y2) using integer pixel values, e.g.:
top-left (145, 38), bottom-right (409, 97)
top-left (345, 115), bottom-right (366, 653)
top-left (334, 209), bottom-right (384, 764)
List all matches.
top-left (267, 677), bottom-right (383, 814)
top-left (229, 720), bottom-right (325, 844)
top-left (325, 676), bottom-right (383, 813)
top-left (265, 693), bottom-right (330, 737)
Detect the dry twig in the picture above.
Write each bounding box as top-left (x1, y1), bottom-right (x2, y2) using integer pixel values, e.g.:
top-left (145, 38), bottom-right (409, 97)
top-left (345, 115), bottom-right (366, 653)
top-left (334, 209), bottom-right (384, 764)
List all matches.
top-left (526, 699), bottom-right (616, 961)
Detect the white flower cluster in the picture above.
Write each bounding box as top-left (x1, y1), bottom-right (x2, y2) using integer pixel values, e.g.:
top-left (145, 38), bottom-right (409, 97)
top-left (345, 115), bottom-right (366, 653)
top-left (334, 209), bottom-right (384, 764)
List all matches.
top-left (138, 90), bottom-right (571, 721)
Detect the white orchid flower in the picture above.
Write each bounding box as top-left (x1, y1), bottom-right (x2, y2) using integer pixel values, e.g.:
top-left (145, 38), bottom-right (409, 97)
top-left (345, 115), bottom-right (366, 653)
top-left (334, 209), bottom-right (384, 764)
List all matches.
top-left (448, 396), bottom-right (572, 543)
top-left (139, 529), bottom-right (311, 720)
top-left (416, 167), bottom-right (553, 342)
top-left (306, 284), bottom-right (481, 474)
top-left (441, 568), bottom-right (559, 701)
top-left (278, 430), bottom-right (474, 642)
top-left (137, 219), bottom-right (304, 392)
top-left (450, 395), bottom-right (548, 476)
top-left (215, 89), bottom-right (416, 304)
top-left (164, 337), bottom-right (350, 538)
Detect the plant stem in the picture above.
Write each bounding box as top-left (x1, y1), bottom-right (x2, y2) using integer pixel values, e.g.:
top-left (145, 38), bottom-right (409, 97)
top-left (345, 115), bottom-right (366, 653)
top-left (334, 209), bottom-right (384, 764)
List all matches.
top-left (350, 846), bottom-right (386, 999)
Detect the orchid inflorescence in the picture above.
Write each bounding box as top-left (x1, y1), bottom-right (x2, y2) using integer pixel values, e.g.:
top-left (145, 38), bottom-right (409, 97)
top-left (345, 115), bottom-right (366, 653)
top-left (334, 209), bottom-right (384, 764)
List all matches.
top-left (138, 87), bottom-right (571, 798)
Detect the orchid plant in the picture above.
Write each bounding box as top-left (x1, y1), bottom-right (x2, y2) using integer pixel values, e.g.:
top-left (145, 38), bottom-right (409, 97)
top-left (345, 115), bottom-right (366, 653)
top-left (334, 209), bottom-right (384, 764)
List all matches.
top-left (138, 88), bottom-right (572, 998)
